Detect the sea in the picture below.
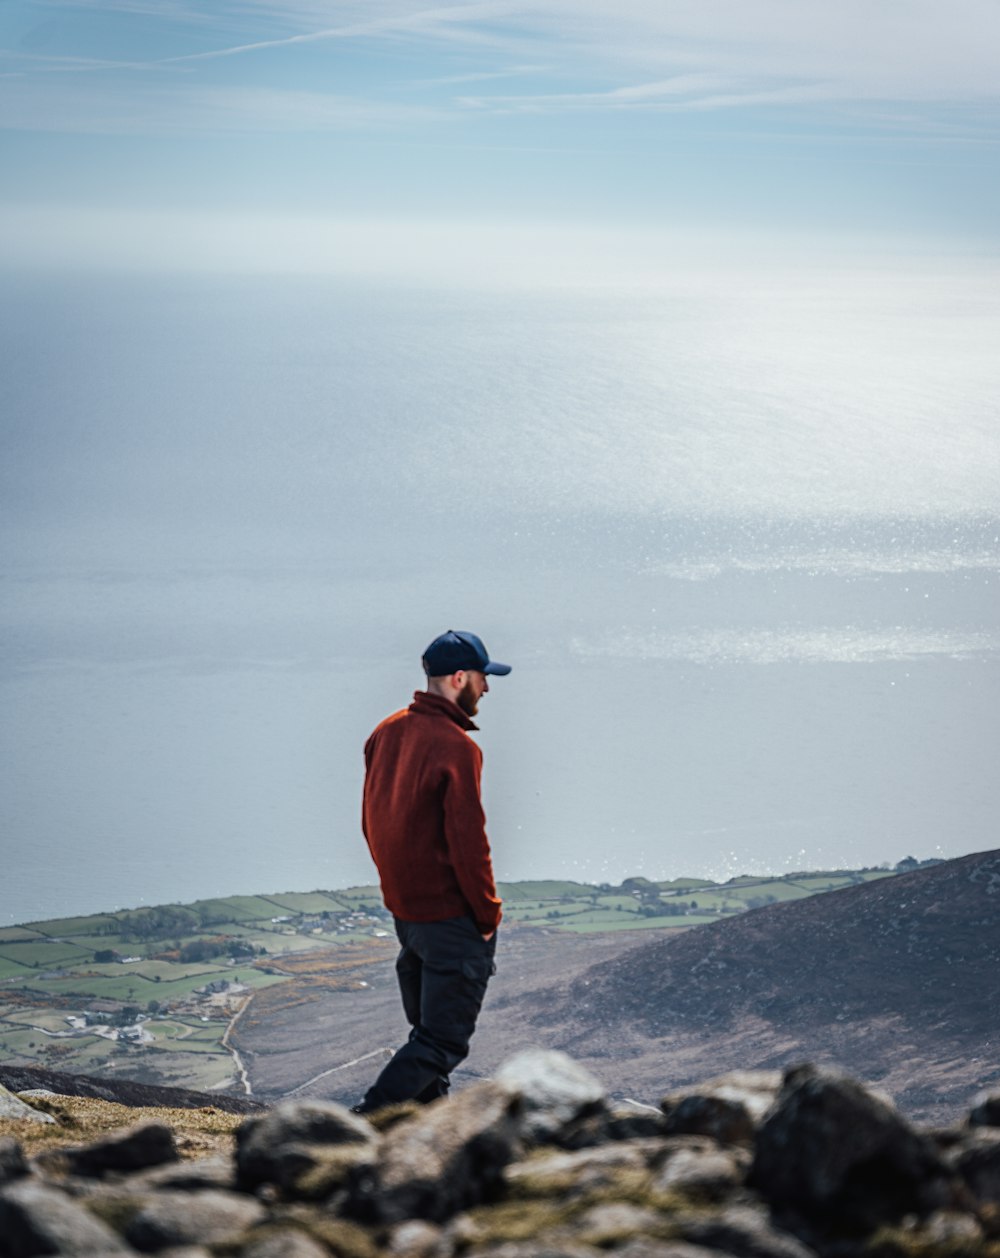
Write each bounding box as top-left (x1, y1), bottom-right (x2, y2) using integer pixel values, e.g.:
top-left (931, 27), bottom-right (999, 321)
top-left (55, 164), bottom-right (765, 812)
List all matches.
top-left (1, 262), bottom-right (998, 926)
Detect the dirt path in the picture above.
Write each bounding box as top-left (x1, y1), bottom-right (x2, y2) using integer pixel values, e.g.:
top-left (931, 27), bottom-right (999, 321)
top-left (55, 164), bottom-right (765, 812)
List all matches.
top-left (285, 1046), bottom-right (392, 1097)
top-left (221, 997), bottom-right (254, 1095)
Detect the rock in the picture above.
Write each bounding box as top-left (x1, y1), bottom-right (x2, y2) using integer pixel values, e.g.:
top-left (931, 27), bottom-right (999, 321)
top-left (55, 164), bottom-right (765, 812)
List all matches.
top-left (750, 1064), bottom-right (951, 1232)
top-left (2, 1052), bottom-right (994, 1258)
top-left (865, 1209), bottom-right (986, 1256)
top-left (124, 1188), bottom-right (266, 1251)
top-left (0, 1137), bottom-right (29, 1186)
top-left (287, 1140), bottom-right (380, 1201)
top-left (69, 1121), bottom-right (179, 1176)
top-left (445, 1200), bottom-right (577, 1252)
top-left (240, 1228), bottom-right (331, 1258)
top-left (663, 1095), bottom-right (755, 1146)
top-left (661, 1072), bottom-right (782, 1146)
top-left (235, 1099), bottom-right (376, 1192)
top-left (674, 1204), bottom-right (819, 1258)
top-left (387, 1219), bottom-right (446, 1256)
top-left (505, 1140), bottom-right (658, 1200)
top-left (495, 1049), bottom-right (605, 1143)
top-left (347, 1079), bottom-right (522, 1224)
top-left (0, 1179), bottom-right (132, 1255)
top-left (133, 1153), bottom-right (234, 1192)
top-left (969, 1092), bottom-right (1000, 1128)
top-left (920, 1209), bottom-right (984, 1244)
top-left (615, 1245), bottom-right (727, 1258)
top-left (0, 1084), bottom-right (56, 1125)
top-left (149, 1250), bottom-right (211, 1258)
top-left (604, 1108), bottom-right (669, 1140)
top-left (464, 1245), bottom-right (601, 1258)
top-left (272, 1212), bottom-right (380, 1258)
top-left (558, 1106), bottom-right (666, 1150)
top-left (652, 1143), bottom-right (750, 1199)
top-left (569, 1201), bottom-right (667, 1247)
top-left (947, 1127), bottom-right (1000, 1204)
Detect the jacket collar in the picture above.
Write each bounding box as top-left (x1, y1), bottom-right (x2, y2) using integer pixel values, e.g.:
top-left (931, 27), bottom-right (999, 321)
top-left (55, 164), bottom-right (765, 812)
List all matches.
top-left (409, 689), bottom-right (478, 732)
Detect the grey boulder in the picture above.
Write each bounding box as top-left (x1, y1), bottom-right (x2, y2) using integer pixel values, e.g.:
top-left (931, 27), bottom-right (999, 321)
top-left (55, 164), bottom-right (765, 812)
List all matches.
top-left (969, 1091), bottom-right (1000, 1128)
top-left (0, 1137), bottom-right (29, 1186)
top-left (69, 1121), bottom-right (179, 1176)
top-left (675, 1204), bottom-right (819, 1258)
top-left (124, 1188), bottom-right (266, 1252)
top-left (348, 1079), bottom-right (522, 1224)
top-left (235, 1099), bottom-right (376, 1193)
top-left (495, 1048), bottom-right (606, 1143)
top-left (661, 1072), bottom-right (782, 1146)
top-left (0, 1085), bottom-right (55, 1125)
top-left (0, 1179), bottom-right (132, 1255)
top-left (946, 1127), bottom-right (1000, 1204)
top-left (750, 1064), bottom-right (951, 1231)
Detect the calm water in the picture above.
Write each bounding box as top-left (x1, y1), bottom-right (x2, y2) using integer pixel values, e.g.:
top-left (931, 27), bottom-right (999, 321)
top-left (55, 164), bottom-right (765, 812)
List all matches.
top-left (1, 268), bottom-right (998, 925)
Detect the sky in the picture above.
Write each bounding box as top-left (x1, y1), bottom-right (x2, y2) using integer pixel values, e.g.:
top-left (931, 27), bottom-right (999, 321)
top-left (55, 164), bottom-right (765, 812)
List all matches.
top-left (1, 1), bottom-right (999, 274)
top-left (1, 3), bottom-right (999, 924)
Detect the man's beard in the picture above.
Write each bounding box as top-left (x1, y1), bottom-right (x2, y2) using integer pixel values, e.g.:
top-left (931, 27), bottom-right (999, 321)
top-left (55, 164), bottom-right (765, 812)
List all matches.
top-left (456, 678), bottom-right (479, 717)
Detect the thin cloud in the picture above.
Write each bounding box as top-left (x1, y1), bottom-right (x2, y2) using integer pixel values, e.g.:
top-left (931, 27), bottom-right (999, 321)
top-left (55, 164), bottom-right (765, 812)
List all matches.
top-left (159, 2), bottom-right (516, 65)
top-left (31, 0), bottom-right (209, 15)
top-left (4, 0), bottom-right (998, 139)
top-left (458, 73), bottom-right (739, 112)
top-left (32, 0), bottom-right (1000, 106)
top-left (406, 63), bottom-right (549, 88)
top-left (0, 49), bottom-right (174, 75)
top-left (0, 79), bottom-right (447, 135)
top-left (202, 0), bottom-right (1000, 105)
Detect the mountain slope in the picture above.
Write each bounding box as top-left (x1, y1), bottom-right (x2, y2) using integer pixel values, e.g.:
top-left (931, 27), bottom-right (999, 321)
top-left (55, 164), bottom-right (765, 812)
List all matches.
top-left (566, 848), bottom-right (999, 1036)
top-left (530, 848), bottom-right (1000, 1120)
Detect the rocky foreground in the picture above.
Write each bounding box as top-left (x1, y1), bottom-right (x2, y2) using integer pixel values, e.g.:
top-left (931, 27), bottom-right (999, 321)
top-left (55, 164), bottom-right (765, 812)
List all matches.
top-left (2, 1052), bottom-right (1000, 1258)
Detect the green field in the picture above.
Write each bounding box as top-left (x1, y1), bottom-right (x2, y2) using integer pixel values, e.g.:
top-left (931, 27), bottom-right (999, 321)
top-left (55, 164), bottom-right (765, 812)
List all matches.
top-left (0, 942), bottom-right (99, 968)
top-left (257, 891), bottom-right (347, 914)
top-left (327, 885), bottom-right (381, 903)
top-left (24, 915), bottom-right (120, 937)
top-left (549, 908), bottom-right (646, 926)
top-left (0, 927), bottom-right (45, 944)
top-left (188, 895), bottom-right (286, 922)
top-left (0, 955), bottom-right (36, 980)
top-left (144, 1021), bottom-right (228, 1054)
top-left (498, 880), bottom-right (590, 901)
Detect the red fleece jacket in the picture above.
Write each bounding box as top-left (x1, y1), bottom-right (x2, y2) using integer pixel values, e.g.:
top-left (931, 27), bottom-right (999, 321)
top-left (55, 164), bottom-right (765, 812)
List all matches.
top-left (362, 690), bottom-right (503, 934)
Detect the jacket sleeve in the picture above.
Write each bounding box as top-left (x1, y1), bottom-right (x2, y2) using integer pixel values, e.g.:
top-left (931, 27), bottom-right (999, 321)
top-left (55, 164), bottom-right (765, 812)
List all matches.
top-left (441, 740), bottom-right (503, 934)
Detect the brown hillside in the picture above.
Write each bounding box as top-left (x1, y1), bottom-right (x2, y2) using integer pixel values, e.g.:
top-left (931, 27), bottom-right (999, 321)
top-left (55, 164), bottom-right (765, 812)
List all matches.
top-left (557, 848), bottom-right (999, 1037)
top-left (527, 848), bottom-right (1000, 1119)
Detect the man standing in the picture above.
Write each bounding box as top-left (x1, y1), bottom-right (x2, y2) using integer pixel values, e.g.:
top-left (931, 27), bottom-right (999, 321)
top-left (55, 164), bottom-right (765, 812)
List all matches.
top-left (354, 629), bottom-right (511, 1113)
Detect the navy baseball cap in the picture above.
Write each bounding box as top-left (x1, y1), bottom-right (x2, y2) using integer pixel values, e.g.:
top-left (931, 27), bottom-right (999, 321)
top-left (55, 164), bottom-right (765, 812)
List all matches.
top-left (422, 630), bottom-right (512, 677)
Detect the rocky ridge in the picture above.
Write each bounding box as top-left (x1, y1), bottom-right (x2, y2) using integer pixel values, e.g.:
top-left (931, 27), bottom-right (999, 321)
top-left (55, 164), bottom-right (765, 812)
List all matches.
top-left (2, 1049), bottom-right (1000, 1258)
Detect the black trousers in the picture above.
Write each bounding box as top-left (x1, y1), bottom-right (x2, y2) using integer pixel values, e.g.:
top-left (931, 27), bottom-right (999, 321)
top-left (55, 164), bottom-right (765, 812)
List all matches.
top-left (363, 915), bottom-right (497, 1108)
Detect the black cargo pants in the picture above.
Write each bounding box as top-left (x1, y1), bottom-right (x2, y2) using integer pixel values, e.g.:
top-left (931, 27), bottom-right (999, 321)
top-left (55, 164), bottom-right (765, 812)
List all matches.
top-left (362, 914), bottom-right (497, 1109)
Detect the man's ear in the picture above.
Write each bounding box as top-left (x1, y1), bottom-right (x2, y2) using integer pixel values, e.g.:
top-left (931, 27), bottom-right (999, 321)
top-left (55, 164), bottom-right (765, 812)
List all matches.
top-left (451, 670), bottom-right (467, 687)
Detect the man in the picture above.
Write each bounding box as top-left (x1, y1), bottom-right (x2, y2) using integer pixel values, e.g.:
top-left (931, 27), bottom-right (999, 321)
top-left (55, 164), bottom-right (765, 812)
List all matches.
top-left (354, 629), bottom-right (511, 1113)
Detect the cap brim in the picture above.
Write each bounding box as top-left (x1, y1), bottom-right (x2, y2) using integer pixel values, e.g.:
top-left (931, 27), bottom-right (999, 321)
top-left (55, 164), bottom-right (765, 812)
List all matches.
top-left (483, 661), bottom-right (512, 676)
